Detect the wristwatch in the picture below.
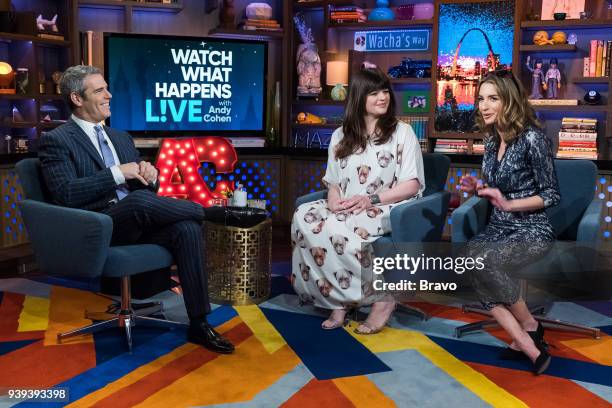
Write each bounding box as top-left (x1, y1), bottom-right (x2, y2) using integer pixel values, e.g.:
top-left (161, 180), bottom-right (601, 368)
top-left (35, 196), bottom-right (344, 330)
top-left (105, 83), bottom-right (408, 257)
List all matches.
top-left (368, 194), bottom-right (381, 205)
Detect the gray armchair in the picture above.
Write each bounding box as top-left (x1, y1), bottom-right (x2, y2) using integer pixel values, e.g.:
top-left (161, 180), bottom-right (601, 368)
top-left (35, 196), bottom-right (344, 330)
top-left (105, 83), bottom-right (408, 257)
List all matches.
top-left (451, 159), bottom-right (603, 338)
top-left (16, 158), bottom-right (187, 352)
top-left (295, 153), bottom-right (452, 319)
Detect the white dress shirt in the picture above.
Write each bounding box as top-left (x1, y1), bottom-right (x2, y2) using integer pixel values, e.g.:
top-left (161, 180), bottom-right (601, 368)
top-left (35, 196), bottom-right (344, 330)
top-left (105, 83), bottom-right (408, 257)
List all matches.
top-left (71, 114), bottom-right (126, 186)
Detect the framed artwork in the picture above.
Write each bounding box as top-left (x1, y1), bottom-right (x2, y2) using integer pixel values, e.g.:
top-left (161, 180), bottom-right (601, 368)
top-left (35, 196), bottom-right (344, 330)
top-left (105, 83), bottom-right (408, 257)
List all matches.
top-left (541, 0), bottom-right (585, 20)
top-left (435, 0), bottom-right (515, 133)
top-left (402, 90), bottom-right (429, 113)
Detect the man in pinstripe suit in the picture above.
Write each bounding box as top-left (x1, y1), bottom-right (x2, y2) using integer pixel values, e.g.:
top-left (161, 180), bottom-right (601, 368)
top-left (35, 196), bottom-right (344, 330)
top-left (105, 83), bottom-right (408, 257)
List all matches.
top-left (38, 65), bottom-right (234, 354)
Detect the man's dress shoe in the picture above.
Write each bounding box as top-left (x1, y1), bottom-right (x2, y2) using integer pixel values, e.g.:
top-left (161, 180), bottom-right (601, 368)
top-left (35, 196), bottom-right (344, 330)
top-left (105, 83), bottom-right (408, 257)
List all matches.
top-left (188, 322), bottom-right (235, 354)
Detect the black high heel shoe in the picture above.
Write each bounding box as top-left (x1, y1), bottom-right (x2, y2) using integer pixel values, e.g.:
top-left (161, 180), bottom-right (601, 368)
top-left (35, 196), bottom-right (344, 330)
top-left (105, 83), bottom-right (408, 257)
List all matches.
top-left (532, 342), bottom-right (552, 375)
top-left (499, 322), bottom-right (547, 360)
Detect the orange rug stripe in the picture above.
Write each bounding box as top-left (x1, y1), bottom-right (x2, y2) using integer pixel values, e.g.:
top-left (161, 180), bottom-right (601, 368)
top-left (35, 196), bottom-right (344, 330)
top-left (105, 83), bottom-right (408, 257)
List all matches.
top-left (405, 302), bottom-right (484, 323)
top-left (90, 323), bottom-right (252, 408)
top-left (0, 292), bottom-right (44, 341)
top-left (0, 340), bottom-right (96, 387)
top-left (281, 379), bottom-right (355, 408)
top-left (466, 362), bottom-right (612, 408)
top-left (333, 376), bottom-right (396, 407)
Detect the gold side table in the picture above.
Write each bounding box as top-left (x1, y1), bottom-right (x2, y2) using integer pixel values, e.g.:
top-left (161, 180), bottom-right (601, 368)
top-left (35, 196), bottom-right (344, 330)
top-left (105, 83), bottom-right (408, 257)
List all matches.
top-left (205, 218), bottom-right (272, 305)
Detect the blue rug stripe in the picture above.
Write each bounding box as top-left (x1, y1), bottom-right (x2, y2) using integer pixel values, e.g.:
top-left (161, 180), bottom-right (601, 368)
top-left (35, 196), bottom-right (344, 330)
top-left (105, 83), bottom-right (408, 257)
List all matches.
top-left (597, 325), bottom-right (612, 336)
top-left (429, 335), bottom-right (612, 387)
top-left (14, 305), bottom-right (237, 408)
top-left (260, 307), bottom-right (391, 380)
top-left (0, 339), bottom-right (38, 357)
top-left (575, 301), bottom-right (612, 318)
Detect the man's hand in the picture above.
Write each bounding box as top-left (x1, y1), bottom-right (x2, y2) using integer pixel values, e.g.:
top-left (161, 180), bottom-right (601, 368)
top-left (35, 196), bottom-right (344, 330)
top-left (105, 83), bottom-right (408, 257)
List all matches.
top-left (138, 161), bottom-right (158, 184)
top-left (118, 162), bottom-right (148, 185)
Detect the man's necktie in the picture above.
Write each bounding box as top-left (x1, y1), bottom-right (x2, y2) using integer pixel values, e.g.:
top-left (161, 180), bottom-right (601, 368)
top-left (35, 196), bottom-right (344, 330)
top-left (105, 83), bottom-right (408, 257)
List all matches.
top-left (94, 124), bottom-right (129, 200)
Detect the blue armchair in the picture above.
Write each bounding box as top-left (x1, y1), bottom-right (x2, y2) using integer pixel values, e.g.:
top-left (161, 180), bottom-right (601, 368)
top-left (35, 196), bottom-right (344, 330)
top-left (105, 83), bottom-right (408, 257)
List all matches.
top-left (451, 159), bottom-right (602, 338)
top-left (16, 158), bottom-right (187, 352)
top-left (295, 153), bottom-right (451, 319)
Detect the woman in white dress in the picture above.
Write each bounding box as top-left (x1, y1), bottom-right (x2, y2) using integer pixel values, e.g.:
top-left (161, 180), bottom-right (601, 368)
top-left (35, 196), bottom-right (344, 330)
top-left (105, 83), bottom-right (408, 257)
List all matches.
top-left (291, 68), bottom-right (425, 334)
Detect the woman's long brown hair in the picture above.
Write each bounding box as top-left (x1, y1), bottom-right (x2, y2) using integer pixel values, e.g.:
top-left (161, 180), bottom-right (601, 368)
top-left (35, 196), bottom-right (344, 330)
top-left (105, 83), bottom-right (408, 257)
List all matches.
top-left (335, 68), bottom-right (398, 160)
top-left (475, 71), bottom-right (541, 144)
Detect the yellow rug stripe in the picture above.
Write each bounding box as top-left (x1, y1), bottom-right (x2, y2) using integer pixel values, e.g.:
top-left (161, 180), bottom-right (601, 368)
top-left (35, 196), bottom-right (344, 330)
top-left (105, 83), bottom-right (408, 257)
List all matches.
top-left (346, 324), bottom-right (527, 408)
top-left (66, 316), bottom-right (241, 408)
top-left (234, 305), bottom-right (286, 354)
top-left (333, 375), bottom-right (396, 407)
top-left (134, 338), bottom-right (300, 407)
top-left (45, 287), bottom-right (111, 346)
top-left (18, 296), bottom-right (49, 332)
top-left (561, 337), bottom-right (612, 366)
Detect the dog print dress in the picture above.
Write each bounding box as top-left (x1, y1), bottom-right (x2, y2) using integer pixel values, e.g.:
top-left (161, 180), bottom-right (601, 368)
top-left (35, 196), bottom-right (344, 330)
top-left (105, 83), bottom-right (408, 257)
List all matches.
top-left (291, 121), bottom-right (425, 309)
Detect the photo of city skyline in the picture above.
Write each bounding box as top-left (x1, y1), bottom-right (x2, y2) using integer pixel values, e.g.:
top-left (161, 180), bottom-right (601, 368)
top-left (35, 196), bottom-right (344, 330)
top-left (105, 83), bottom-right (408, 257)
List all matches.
top-left (435, 0), bottom-right (515, 133)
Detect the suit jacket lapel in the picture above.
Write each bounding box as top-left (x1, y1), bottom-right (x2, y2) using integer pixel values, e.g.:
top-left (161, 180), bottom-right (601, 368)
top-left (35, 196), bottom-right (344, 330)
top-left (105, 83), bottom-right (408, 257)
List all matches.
top-left (66, 119), bottom-right (106, 169)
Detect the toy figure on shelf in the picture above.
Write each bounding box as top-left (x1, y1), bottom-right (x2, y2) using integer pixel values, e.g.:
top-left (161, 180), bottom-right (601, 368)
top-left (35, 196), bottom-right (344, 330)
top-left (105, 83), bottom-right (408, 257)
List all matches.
top-left (294, 12), bottom-right (322, 96)
top-left (544, 58), bottom-right (561, 99)
top-left (525, 56), bottom-right (545, 99)
top-left (36, 14), bottom-right (58, 32)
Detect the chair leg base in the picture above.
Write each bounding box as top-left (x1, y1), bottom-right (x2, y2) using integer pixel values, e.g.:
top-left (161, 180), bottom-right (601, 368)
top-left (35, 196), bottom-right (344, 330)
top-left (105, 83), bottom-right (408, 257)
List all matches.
top-left (397, 303), bottom-right (430, 321)
top-left (455, 305), bottom-right (601, 339)
top-left (57, 308), bottom-right (188, 352)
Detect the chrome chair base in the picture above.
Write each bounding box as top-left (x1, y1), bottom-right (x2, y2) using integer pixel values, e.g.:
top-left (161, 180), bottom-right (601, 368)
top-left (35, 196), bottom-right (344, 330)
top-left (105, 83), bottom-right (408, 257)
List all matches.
top-left (57, 277), bottom-right (187, 353)
top-left (455, 303), bottom-right (601, 339)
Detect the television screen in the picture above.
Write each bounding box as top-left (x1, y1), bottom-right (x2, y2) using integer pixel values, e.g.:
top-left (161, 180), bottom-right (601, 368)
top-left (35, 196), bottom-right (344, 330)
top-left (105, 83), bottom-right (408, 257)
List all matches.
top-left (104, 33), bottom-right (267, 134)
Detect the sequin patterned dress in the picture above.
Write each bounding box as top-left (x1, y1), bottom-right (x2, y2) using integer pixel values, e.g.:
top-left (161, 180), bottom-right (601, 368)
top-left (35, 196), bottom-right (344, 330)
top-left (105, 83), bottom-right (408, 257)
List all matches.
top-left (291, 121), bottom-right (425, 309)
top-left (468, 127), bottom-right (560, 310)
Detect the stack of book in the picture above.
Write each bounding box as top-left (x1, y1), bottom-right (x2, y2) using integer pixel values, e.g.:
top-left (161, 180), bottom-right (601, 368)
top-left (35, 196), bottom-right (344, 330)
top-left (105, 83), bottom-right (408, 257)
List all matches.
top-left (399, 116), bottom-right (429, 151)
top-left (557, 117), bottom-right (598, 160)
top-left (241, 18), bottom-right (282, 31)
top-left (329, 6), bottom-right (366, 23)
top-left (583, 40), bottom-right (611, 77)
top-left (433, 139), bottom-right (468, 154)
top-left (472, 141), bottom-right (485, 155)
top-left (226, 137), bottom-right (266, 148)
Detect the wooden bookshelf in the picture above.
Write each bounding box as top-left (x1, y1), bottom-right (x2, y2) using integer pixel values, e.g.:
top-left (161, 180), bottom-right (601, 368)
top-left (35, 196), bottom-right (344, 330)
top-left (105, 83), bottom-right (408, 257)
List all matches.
top-left (208, 28), bottom-right (284, 40)
top-left (519, 44), bottom-right (577, 52)
top-left (78, 0), bottom-right (183, 13)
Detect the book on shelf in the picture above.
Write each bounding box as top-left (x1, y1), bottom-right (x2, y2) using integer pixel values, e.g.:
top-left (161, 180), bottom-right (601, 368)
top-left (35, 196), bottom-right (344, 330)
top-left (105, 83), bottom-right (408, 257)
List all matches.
top-left (586, 39), bottom-right (610, 77)
top-left (399, 116), bottom-right (428, 152)
top-left (528, 99), bottom-right (578, 106)
top-left (557, 117), bottom-right (598, 159)
top-left (590, 40), bottom-right (597, 76)
top-left (37, 32), bottom-right (65, 41)
top-left (226, 137), bottom-right (265, 148)
top-left (134, 138), bottom-right (161, 148)
top-left (434, 139), bottom-right (468, 154)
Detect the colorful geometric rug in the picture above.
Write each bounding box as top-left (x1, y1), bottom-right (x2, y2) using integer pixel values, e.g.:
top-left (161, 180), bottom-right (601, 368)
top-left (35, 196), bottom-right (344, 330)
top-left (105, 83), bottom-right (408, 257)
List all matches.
top-left (0, 276), bottom-right (611, 407)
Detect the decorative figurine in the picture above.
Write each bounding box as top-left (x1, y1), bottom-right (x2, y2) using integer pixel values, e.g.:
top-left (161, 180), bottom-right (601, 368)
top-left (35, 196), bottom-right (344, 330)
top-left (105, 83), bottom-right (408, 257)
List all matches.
top-left (15, 68), bottom-right (28, 94)
top-left (368, 0), bottom-right (396, 21)
top-left (551, 31), bottom-right (567, 44)
top-left (544, 58), bottom-right (561, 99)
top-left (525, 56), bottom-right (545, 99)
top-left (51, 70), bottom-right (62, 94)
top-left (294, 12), bottom-right (322, 96)
top-left (567, 33), bottom-right (578, 45)
top-left (533, 30), bottom-right (553, 45)
top-left (220, 0), bottom-right (235, 29)
top-left (36, 14), bottom-right (58, 32)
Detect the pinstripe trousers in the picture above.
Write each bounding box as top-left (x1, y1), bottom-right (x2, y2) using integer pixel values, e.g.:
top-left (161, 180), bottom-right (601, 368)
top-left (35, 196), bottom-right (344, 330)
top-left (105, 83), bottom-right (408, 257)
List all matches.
top-left (103, 189), bottom-right (210, 319)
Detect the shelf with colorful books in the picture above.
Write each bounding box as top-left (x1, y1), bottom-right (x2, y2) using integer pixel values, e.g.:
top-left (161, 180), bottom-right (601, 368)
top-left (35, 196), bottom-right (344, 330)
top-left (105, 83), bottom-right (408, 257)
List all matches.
top-left (532, 105), bottom-right (609, 112)
top-left (328, 19), bottom-right (434, 30)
